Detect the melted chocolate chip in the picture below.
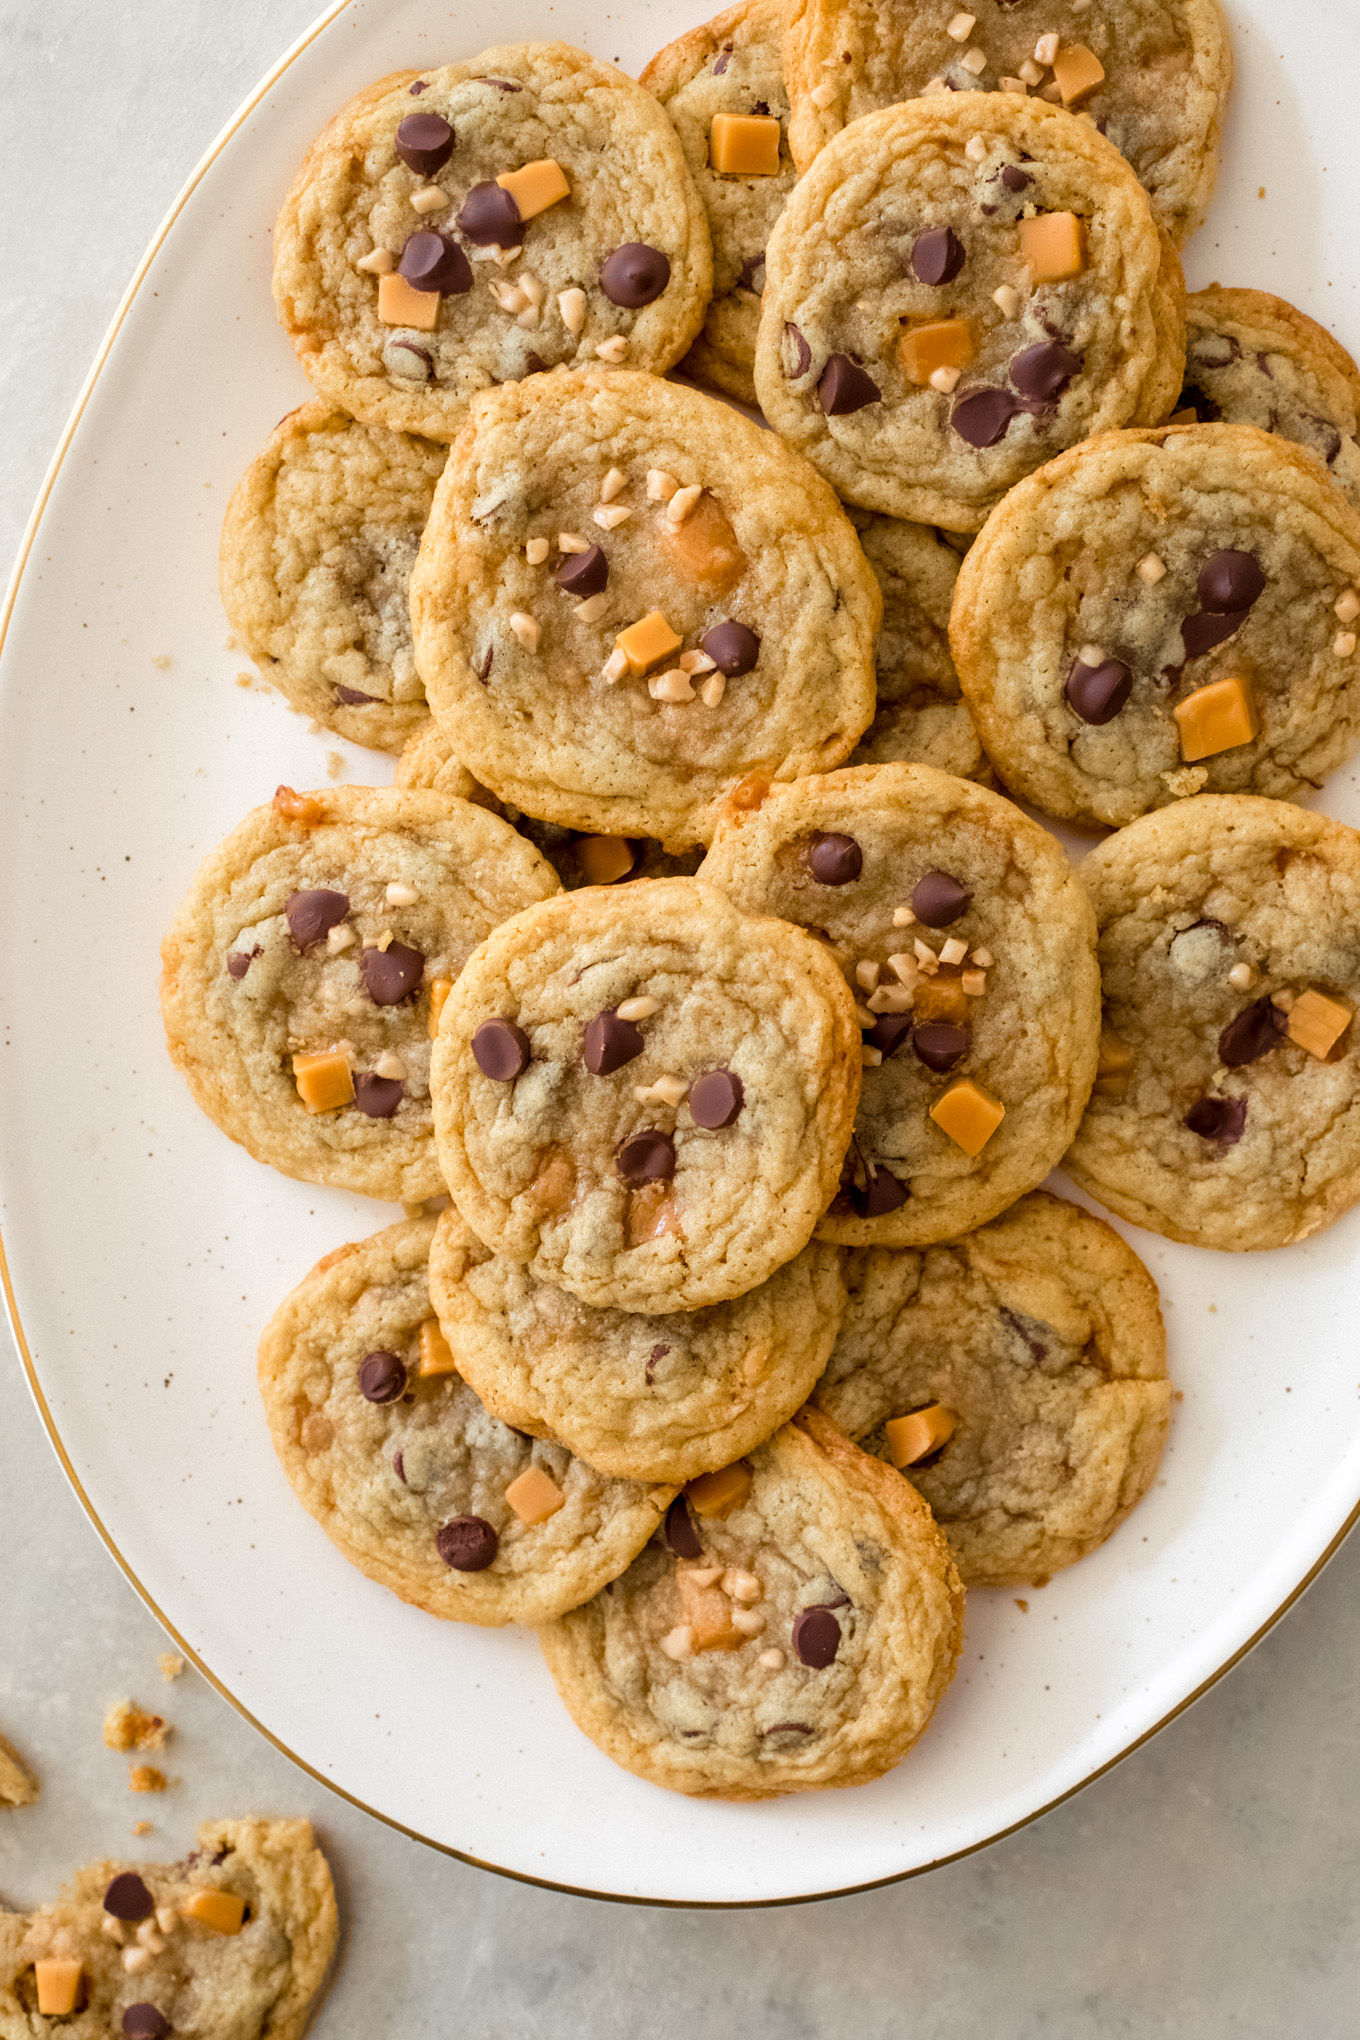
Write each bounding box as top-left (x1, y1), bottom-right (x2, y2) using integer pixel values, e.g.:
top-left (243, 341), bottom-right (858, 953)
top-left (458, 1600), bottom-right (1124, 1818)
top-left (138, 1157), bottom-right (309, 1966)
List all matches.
top-left (911, 869), bottom-right (971, 926)
top-left (818, 353), bottom-right (880, 415)
top-left (792, 1605), bottom-right (841, 1668)
top-left (617, 1129), bottom-right (675, 1184)
top-left (456, 180), bottom-right (522, 245)
top-left (583, 1009), bottom-right (645, 1075)
top-left (1181, 609), bottom-right (1249, 659)
top-left (474, 76), bottom-right (522, 91)
top-left (409, 80), bottom-right (429, 94)
top-left (555, 544), bottom-right (608, 597)
top-left (713, 48), bottom-right (731, 72)
top-left (1010, 340), bottom-right (1082, 401)
top-left (226, 948), bottom-right (257, 979)
top-left (393, 1449), bottom-right (407, 1482)
top-left (999, 1304), bottom-right (1049, 1362)
top-left (479, 647), bottom-right (494, 681)
top-left (335, 684), bottom-right (381, 705)
top-left (1065, 656), bottom-right (1133, 725)
top-left (951, 386), bottom-right (1035, 447)
top-left (353, 1073), bottom-right (404, 1118)
top-left (285, 888), bottom-right (349, 951)
top-left (399, 231), bottom-right (472, 295)
top-left (122, 2008), bottom-right (171, 2040)
top-left (436, 1515), bottom-right (499, 1571)
top-left (104, 1872), bottom-right (155, 1921)
top-left (523, 353), bottom-right (548, 376)
top-left (1198, 549), bottom-right (1265, 614)
top-left (359, 1351), bottom-right (407, 1403)
top-left (737, 251), bottom-right (766, 292)
top-left (1185, 1094), bottom-right (1248, 1145)
top-left (866, 1012), bottom-right (913, 1058)
top-left (764, 1722), bottom-right (815, 1737)
top-left (859, 1166), bottom-right (908, 1216)
top-left (472, 1017), bottom-right (530, 1080)
top-left (702, 619), bottom-right (760, 675)
top-left (394, 112), bottom-right (455, 177)
top-left (911, 225), bottom-right (965, 285)
top-left (807, 831), bottom-right (862, 885)
top-left (1001, 164), bottom-right (1031, 191)
top-left (600, 243), bottom-right (670, 307)
top-left (783, 322), bottom-right (812, 379)
top-left (689, 1069), bottom-right (744, 1128)
top-left (360, 941), bottom-right (424, 1005)
top-left (912, 1021), bottom-right (970, 1072)
top-left (1219, 996), bottom-right (1288, 1067)
top-left (664, 1494), bottom-right (703, 1559)
top-left (1178, 384), bottom-right (1223, 424)
top-left (1301, 412), bottom-right (1344, 466)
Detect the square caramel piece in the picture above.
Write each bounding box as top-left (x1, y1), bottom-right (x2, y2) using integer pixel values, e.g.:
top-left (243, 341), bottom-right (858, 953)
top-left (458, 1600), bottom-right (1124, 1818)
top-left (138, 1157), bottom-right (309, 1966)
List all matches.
top-left (1052, 43), bottom-right (1106, 105)
top-left (34, 1961), bottom-right (84, 2018)
top-left (677, 1568), bottom-right (744, 1651)
top-left (376, 272), bottom-right (440, 330)
top-left (709, 113), bottom-right (782, 176)
top-left (1018, 212), bottom-right (1087, 284)
top-left (616, 610), bottom-right (683, 676)
top-left (659, 495), bottom-right (747, 594)
top-left (899, 318), bottom-right (975, 386)
top-left (497, 158), bottom-right (570, 221)
top-left (418, 1319), bottom-right (458, 1377)
top-left (929, 1077), bottom-right (1005, 1156)
top-left (684, 1462), bottom-right (753, 1518)
top-left (1287, 988), bottom-right (1353, 1059)
top-left (427, 977), bottom-right (453, 1040)
top-left (182, 1888), bottom-right (247, 1936)
top-left (884, 1404), bottom-right (957, 1469)
top-left (1173, 676), bottom-right (1259, 761)
top-left (504, 1464), bottom-right (566, 1524)
top-left (292, 1049), bottom-right (354, 1113)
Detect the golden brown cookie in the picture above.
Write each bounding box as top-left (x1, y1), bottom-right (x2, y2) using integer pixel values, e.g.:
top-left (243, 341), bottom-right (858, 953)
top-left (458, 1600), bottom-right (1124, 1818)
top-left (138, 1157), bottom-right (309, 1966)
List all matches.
top-left (847, 513), bottom-right (988, 780)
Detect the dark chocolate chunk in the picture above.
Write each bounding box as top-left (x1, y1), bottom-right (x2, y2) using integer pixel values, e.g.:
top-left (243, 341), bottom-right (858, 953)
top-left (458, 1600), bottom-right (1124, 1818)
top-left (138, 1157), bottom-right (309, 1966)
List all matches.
top-left (616, 1129), bottom-right (676, 1184)
top-left (226, 948), bottom-right (256, 979)
top-left (689, 1069), bottom-right (744, 1128)
top-left (911, 225), bottom-right (965, 285)
top-left (764, 1722), bottom-right (815, 1736)
top-left (783, 322), bottom-right (812, 379)
top-left (384, 340), bottom-right (434, 383)
top-left (752, 98), bottom-right (770, 115)
top-left (1001, 164), bottom-right (1031, 191)
top-left (664, 1494), bottom-right (703, 1559)
top-left (791, 1605), bottom-right (841, 1668)
top-left (702, 619), bottom-right (760, 675)
top-left (393, 1450), bottom-right (406, 1482)
top-left (472, 1017), bottom-right (530, 1080)
top-left (713, 48), bottom-right (731, 72)
top-left (1010, 340), bottom-right (1082, 401)
top-left (600, 243), bottom-right (671, 307)
top-left (1189, 333), bottom-right (1238, 370)
top-left (807, 831), bottom-right (862, 885)
top-left (866, 1012), bottom-right (913, 1058)
top-left (359, 1351), bottom-right (407, 1403)
top-left (951, 386), bottom-right (1031, 447)
top-left (583, 1009), bottom-right (645, 1075)
top-left (911, 869), bottom-right (971, 926)
top-left (104, 1872), bottom-right (155, 1921)
top-left (1185, 1093), bottom-right (1248, 1145)
top-left (285, 888), bottom-right (349, 951)
top-left (860, 1166), bottom-right (908, 1216)
top-left (474, 76), bottom-right (522, 91)
top-left (1178, 384), bottom-right (1223, 424)
top-left (1198, 549), bottom-right (1265, 614)
top-left (479, 646), bottom-right (494, 681)
top-left (360, 941), bottom-right (423, 1005)
top-left (353, 1073), bottom-right (404, 1118)
top-left (555, 544), bottom-right (609, 597)
top-left (1065, 656), bottom-right (1133, 725)
top-left (1219, 996), bottom-right (1288, 1067)
top-left (436, 1515), bottom-right (499, 1571)
top-left (409, 80), bottom-right (429, 94)
top-left (398, 230), bottom-right (472, 295)
top-left (1300, 412), bottom-right (1344, 466)
top-left (394, 111), bottom-right (455, 176)
top-left (456, 180), bottom-right (522, 245)
top-left (999, 1304), bottom-right (1048, 1362)
top-left (522, 352), bottom-right (548, 376)
top-left (334, 684), bottom-right (381, 704)
top-left (737, 251), bottom-right (766, 293)
top-left (122, 2009), bottom-right (171, 2040)
top-left (818, 353), bottom-right (880, 415)
top-left (1180, 608), bottom-right (1249, 659)
top-left (912, 1021), bottom-right (970, 1072)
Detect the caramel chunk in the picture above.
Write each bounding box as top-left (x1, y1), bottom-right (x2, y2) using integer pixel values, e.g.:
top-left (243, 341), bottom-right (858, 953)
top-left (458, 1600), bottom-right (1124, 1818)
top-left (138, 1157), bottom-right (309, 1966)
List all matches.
top-left (659, 493), bottom-right (748, 594)
top-left (899, 318), bottom-right (976, 386)
top-left (929, 1077), bottom-right (1005, 1156)
top-left (427, 977), bottom-right (453, 1039)
top-left (884, 1403), bottom-right (957, 1468)
top-left (129, 1765), bottom-right (167, 1793)
top-left (292, 1049), bottom-right (354, 1114)
top-left (526, 1147), bottom-right (576, 1212)
top-left (272, 785), bottom-right (326, 825)
top-left (418, 1319), bottom-right (457, 1378)
top-left (504, 1464), bottom-right (566, 1524)
top-left (1287, 988), bottom-right (1353, 1059)
top-left (616, 610), bottom-right (684, 676)
top-left (1173, 676), bottom-right (1259, 761)
top-left (627, 1182), bottom-right (680, 1245)
top-left (1052, 43), bottom-right (1105, 104)
top-left (1018, 212), bottom-right (1087, 284)
top-left (576, 836), bottom-right (637, 884)
top-left (496, 158), bottom-right (570, 221)
top-left (685, 1461), bottom-right (753, 1518)
top-left (377, 271), bottom-right (440, 329)
top-left (913, 972), bottom-right (970, 1027)
top-left (34, 1960), bottom-right (83, 2017)
top-left (1093, 1030), bottom-right (1135, 1098)
top-left (103, 1700), bottom-right (169, 1753)
top-left (677, 1567), bottom-right (744, 1651)
top-left (729, 773), bottom-right (771, 813)
top-left (182, 1888), bottom-right (247, 1936)
top-left (709, 112), bottom-right (782, 176)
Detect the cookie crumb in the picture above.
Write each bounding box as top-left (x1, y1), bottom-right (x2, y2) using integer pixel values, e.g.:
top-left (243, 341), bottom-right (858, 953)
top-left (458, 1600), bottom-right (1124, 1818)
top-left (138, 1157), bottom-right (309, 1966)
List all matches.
top-left (129, 1766), bottom-right (167, 1794)
top-left (1014, 1598), bottom-right (1029, 1612)
top-left (157, 1654), bottom-right (184, 1682)
top-left (325, 750), bottom-right (345, 780)
top-left (103, 1699), bottom-right (170, 1754)
top-left (132, 1821), bottom-right (153, 1836)
top-left (152, 654), bottom-right (172, 670)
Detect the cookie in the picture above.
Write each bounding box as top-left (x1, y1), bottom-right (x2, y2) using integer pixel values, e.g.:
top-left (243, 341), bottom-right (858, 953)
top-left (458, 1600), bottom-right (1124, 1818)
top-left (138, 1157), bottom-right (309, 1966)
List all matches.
top-left (538, 1407), bottom-right (962, 1798)
top-left (846, 513), bottom-right (988, 780)
top-left (782, 0), bottom-right (1230, 246)
top-left (409, 366), bottom-right (880, 848)
top-left (1066, 796), bottom-right (1360, 1252)
top-left (813, 1191), bottom-right (1170, 1584)
top-left (259, 1216), bottom-right (671, 1624)
top-left (428, 1206), bottom-right (846, 1482)
top-left (755, 94), bottom-right (1185, 531)
top-left (430, 877), bottom-right (861, 1312)
top-left (272, 44), bottom-right (712, 443)
top-left (218, 405), bottom-right (445, 754)
top-left (1178, 285), bottom-right (1360, 507)
top-left (642, 0), bottom-right (796, 406)
top-left (949, 422), bottom-right (1360, 828)
top-left (160, 785), bottom-right (559, 1203)
top-left (700, 764), bottom-right (1101, 1245)
top-left (0, 1734), bottom-right (37, 1809)
top-left (0, 1818), bottom-right (336, 2040)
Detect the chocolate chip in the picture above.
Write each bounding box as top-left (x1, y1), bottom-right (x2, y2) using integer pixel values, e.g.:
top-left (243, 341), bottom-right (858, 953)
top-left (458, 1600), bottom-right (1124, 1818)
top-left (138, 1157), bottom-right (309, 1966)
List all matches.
top-left (1180, 609), bottom-right (1249, 659)
top-left (522, 353), bottom-right (548, 376)
top-left (479, 647), bottom-right (494, 681)
top-left (818, 353), bottom-right (880, 415)
top-left (285, 888), bottom-right (349, 951)
top-left (226, 948), bottom-right (257, 979)
top-left (713, 48), bottom-right (731, 72)
top-left (764, 1722), bottom-right (815, 1737)
top-left (359, 1351), bottom-right (407, 1402)
top-left (436, 1515), bottom-right (499, 1571)
top-left (353, 1073), bottom-right (404, 1118)
top-left (911, 869), bottom-right (971, 926)
top-left (689, 1069), bottom-right (744, 1128)
top-left (1190, 332), bottom-right (1238, 369)
top-left (1185, 1094), bottom-right (1248, 1145)
top-left (122, 2008), bottom-right (171, 2040)
top-left (394, 111), bottom-right (455, 176)
top-left (472, 1017), bottom-right (530, 1080)
top-left (334, 684), bottom-right (381, 704)
top-left (583, 1009), bottom-right (645, 1075)
top-left (664, 1494), bottom-right (703, 1559)
top-left (866, 1012), bottom-right (913, 1059)
top-left (473, 76), bottom-right (522, 91)
top-left (1178, 384), bottom-right (1222, 424)
top-left (555, 544), bottom-right (608, 597)
top-left (912, 1021), bottom-right (970, 1072)
top-left (1010, 340), bottom-right (1081, 401)
top-left (399, 230), bottom-right (472, 295)
top-left (911, 225), bottom-right (965, 285)
top-left (1065, 656), bottom-right (1133, 725)
top-left (702, 619), bottom-right (760, 675)
top-left (1219, 996), bottom-right (1288, 1067)
top-left (393, 1449), bottom-right (406, 1482)
top-left (1001, 164), bottom-right (1031, 191)
top-left (860, 1166), bottom-right (908, 1216)
top-left (783, 322), bottom-right (812, 379)
top-left (456, 180), bottom-right (522, 245)
top-left (104, 1872), bottom-right (155, 1921)
top-left (384, 340), bottom-right (433, 383)
top-left (409, 80), bottom-right (429, 94)
top-left (360, 941), bottom-right (424, 1005)
top-left (617, 1129), bottom-right (675, 1184)
top-left (951, 386), bottom-right (1030, 447)
top-left (792, 1606), bottom-right (841, 1668)
top-left (999, 1304), bottom-right (1048, 1362)
top-left (807, 832), bottom-right (862, 885)
top-left (737, 251), bottom-right (766, 292)
top-left (1301, 412), bottom-right (1344, 466)
top-left (1198, 549), bottom-right (1265, 614)
top-left (600, 243), bottom-right (670, 307)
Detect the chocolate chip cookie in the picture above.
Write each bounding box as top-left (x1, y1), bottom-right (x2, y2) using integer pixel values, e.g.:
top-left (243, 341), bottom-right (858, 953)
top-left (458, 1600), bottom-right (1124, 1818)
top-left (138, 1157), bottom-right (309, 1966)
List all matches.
top-left (755, 94), bottom-right (1185, 531)
top-left (814, 1191), bottom-right (1170, 1584)
top-left (160, 785), bottom-right (560, 1203)
top-left (642, 0), bottom-right (796, 406)
top-left (219, 404), bottom-right (445, 753)
top-left (782, 0), bottom-right (1230, 246)
top-left (1, 1819), bottom-right (337, 2040)
top-left (1066, 795), bottom-right (1360, 1251)
top-left (409, 366), bottom-right (880, 848)
top-left (428, 1206), bottom-right (846, 1482)
top-left (272, 43), bottom-right (712, 442)
top-left (259, 1215), bottom-right (673, 1624)
top-left (1178, 285), bottom-right (1360, 507)
top-left (950, 422), bottom-right (1360, 828)
top-left (846, 512), bottom-right (989, 780)
top-left (430, 877), bottom-right (861, 1312)
top-left (538, 1407), bottom-right (962, 1798)
top-left (700, 764), bottom-right (1101, 1245)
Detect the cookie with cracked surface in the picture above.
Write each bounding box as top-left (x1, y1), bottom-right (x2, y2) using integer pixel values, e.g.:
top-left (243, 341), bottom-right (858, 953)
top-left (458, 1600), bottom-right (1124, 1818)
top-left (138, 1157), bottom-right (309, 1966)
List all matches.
top-left (0, 1818), bottom-right (336, 2040)
top-left (642, 0), bottom-right (796, 407)
top-left (539, 1407), bottom-right (962, 1798)
top-left (700, 764), bottom-right (1100, 1245)
top-left (1067, 796), bottom-right (1360, 1252)
top-left (1177, 285), bottom-right (1360, 507)
top-left (272, 44), bottom-right (712, 443)
top-left (755, 94), bottom-right (1185, 531)
top-left (428, 1205), bottom-right (846, 1482)
top-left (814, 1191), bottom-right (1170, 1584)
top-left (950, 423), bottom-right (1360, 829)
top-left (259, 1216), bottom-right (671, 1623)
top-left (409, 367), bottom-right (880, 849)
top-left (160, 786), bottom-right (560, 1203)
top-left (846, 513), bottom-right (988, 780)
top-left (219, 405), bottom-right (445, 754)
top-left (0, 1734), bottom-right (37, 1809)
top-left (782, 0), bottom-right (1230, 246)
top-left (430, 878), bottom-right (861, 1312)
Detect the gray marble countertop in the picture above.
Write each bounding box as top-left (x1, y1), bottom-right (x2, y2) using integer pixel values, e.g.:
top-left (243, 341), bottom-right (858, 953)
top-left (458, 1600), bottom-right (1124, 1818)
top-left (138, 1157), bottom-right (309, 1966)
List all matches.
top-left (3, 4), bottom-right (1359, 2032)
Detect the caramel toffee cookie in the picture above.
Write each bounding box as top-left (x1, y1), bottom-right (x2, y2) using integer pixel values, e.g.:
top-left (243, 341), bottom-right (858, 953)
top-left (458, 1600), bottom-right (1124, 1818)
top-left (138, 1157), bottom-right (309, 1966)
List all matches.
top-left (1067, 797), bottom-right (1360, 1252)
top-left (219, 405), bottom-right (446, 754)
top-left (272, 43), bottom-right (712, 442)
top-left (754, 94), bottom-right (1185, 532)
top-left (847, 513), bottom-right (988, 780)
top-left (642, 0), bottom-right (796, 407)
top-left (429, 1206), bottom-right (846, 1483)
top-left (259, 1216), bottom-right (670, 1623)
top-left (0, 1819), bottom-right (337, 2040)
top-left (950, 423), bottom-right (1360, 829)
top-left (700, 765), bottom-right (1100, 1246)
top-left (409, 367), bottom-right (880, 848)
top-left (160, 786), bottom-right (560, 1203)
top-left (814, 1191), bottom-right (1170, 1585)
top-left (539, 1408), bottom-right (963, 1798)
top-left (782, 0), bottom-right (1230, 246)
top-left (430, 879), bottom-right (861, 1313)
top-left (1178, 286), bottom-right (1360, 508)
